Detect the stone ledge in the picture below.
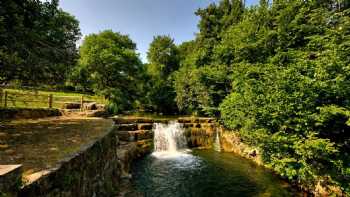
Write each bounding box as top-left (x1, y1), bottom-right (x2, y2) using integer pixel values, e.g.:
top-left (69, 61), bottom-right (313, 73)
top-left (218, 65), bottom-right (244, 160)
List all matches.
top-left (117, 130), bottom-right (153, 142)
top-left (112, 117), bottom-right (154, 124)
top-left (0, 108), bottom-right (61, 120)
top-left (178, 117), bottom-right (215, 123)
top-left (137, 123), bottom-right (153, 130)
top-left (23, 170), bottom-right (52, 185)
top-left (116, 124), bottom-right (138, 131)
top-left (0, 165), bottom-right (22, 176)
top-left (18, 126), bottom-right (119, 197)
top-left (0, 164), bottom-right (22, 195)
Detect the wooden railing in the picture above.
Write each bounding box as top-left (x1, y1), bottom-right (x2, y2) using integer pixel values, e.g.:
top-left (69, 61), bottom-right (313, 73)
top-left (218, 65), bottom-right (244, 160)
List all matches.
top-left (0, 89), bottom-right (106, 110)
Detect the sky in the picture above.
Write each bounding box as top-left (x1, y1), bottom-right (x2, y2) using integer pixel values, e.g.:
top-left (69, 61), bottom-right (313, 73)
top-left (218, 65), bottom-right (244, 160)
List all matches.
top-left (59, 0), bottom-right (258, 63)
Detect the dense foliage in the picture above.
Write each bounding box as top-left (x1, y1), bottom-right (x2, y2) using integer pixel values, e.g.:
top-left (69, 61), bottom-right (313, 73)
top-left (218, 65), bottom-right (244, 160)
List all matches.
top-left (174, 0), bottom-right (350, 195)
top-left (143, 35), bottom-right (179, 113)
top-left (72, 30), bottom-right (143, 113)
top-left (1, 0), bottom-right (349, 194)
top-left (0, 0), bottom-right (81, 86)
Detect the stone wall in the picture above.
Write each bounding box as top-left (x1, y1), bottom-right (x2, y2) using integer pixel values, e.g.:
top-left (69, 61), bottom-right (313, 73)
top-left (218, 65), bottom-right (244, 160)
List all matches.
top-left (0, 108), bottom-right (61, 120)
top-left (0, 165), bottom-right (22, 196)
top-left (18, 126), bottom-right (120, 197)
top-left (113, 118), bottom-right (154, 177)
top-left (179, 117), bottom-right (217, 148)
top-left (220, 130), bottom-right (263, 165)
top-left (113, 116), bottom-right (217, 153)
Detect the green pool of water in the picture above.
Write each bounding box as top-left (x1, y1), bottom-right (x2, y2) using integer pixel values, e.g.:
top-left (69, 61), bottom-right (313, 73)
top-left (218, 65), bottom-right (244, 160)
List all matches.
top-left (131, 150), bottom-right (300, 197)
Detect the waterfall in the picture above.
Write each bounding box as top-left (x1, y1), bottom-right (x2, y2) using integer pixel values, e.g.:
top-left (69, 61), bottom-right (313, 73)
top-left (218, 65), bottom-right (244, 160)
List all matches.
top-left (152, 121), bottom-right (189, 158)
top-left (213, 128), bottom-right (221, 152)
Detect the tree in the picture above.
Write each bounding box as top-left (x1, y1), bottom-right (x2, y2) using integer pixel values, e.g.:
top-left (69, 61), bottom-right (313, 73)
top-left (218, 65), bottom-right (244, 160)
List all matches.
top-left (77, 30), bottom-right (142, 112)
top-left (0, 0), bottom-right (81, 85)
top-left (145, 35), bottom-right (179, 113)
top-left (174, 64), bottom-right (231, 116)
top-left (147, 35), bottom-right (179, 77)
top-left (176, 0), bottom-right (350, 194)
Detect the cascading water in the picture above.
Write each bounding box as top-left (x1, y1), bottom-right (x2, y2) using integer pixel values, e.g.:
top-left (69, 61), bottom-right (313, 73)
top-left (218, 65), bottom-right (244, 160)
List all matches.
top-left (133, 121), bottom-right (298, 196)
top-left (213, 128), bottom-right (221, 152)
top-left (133, 121), bottom-right (298, 197)
top-left (152, 121), bottom-right (189, 158)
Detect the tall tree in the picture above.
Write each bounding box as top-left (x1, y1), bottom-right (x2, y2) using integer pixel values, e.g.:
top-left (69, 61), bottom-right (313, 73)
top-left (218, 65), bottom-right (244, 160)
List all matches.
top-left (145, 35), bottom-right (179, 113)
top-left (78, 30), bottom-right (142, 112)
top-left (175, 0), bottom-right (350, 194)
top-left (147, 35), bottom-right (179, 77)
top-left (0, 0), bottom-right (81, 85)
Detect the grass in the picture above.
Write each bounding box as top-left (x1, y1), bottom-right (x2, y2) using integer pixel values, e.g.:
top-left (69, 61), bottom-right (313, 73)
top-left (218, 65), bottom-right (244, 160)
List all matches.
top-left (0, 88), bottom-right (107, 109)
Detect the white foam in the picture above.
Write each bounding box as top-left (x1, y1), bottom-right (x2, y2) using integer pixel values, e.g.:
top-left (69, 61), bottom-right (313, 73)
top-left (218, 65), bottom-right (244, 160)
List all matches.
top-left (153, 121), bottom-right (187, 153)
top-left (151, 149), bottom-right (192, 159)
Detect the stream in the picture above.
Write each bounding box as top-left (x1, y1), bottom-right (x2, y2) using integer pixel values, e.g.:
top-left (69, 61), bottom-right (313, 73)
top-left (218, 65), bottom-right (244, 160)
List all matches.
top-left (130, 122), bottom-right (299, 197)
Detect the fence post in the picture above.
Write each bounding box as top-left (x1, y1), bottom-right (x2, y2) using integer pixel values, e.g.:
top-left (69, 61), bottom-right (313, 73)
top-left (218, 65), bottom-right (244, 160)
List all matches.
top-left (80, 96), bottom-right (84, 111)
top-left (4, 91), bottom-right (7, 108)
top-left (48, 94), bottom-right (53, 108)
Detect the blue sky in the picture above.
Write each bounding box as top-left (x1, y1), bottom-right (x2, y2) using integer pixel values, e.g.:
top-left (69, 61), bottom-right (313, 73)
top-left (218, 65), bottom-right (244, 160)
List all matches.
top-left (59, 0), bottom-right (258, 62)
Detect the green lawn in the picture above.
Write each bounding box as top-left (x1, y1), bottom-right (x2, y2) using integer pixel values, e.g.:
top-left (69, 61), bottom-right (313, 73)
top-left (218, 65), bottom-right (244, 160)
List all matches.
top-left (0, 88), bottom-right (107, 109)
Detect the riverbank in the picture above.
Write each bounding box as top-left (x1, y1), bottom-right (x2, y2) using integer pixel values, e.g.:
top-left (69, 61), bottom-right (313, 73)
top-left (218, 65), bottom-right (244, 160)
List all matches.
top-left (219, 129), bottom-right (348, 196)
top-left (113, 116), bottom-right (346, 196)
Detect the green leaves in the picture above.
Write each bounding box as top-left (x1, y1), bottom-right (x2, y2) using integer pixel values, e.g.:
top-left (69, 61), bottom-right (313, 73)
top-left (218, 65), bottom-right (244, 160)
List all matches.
top-left (147, 35), bottom-right (179, 78)
top-left (0, 0), bottom-right (81, 85)
top-left (143, 35), bottom-right (180, 113)
top-left (174, 64), bottom-right (231, 116)
top-left (75, 30), bottom-right (142, 113)
top-left (205, 1), bottom-right (350, 194)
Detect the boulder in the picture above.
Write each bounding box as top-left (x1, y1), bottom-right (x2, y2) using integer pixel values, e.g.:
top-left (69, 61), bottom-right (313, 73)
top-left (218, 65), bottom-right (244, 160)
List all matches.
top-left (96, 104), bottom-right (106, 110)
top-left (83, 102), bottom-right (97, 110)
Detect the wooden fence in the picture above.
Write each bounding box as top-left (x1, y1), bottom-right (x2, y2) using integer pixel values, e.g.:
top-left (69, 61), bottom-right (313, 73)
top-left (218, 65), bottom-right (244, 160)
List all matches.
top-left (0, 89), bottom-right (105, 110)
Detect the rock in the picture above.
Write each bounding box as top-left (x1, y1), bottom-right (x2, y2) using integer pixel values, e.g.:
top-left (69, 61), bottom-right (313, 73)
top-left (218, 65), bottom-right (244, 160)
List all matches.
top-left (153, 119), bottom-right (169, 123)
top-left (183, 123), bottom-right (194, 128)
top-left (117, 130), bottom-right (153, 142)
top-left (249, 150), bottom-right (257, 157)
top-left (135, 139), bottom-right (153, 155)
top-left (86, 110), bottom-right (108, 117)
top-left (0, 144), bottom-right (9, 149)
top-left (134, 130), bottom-right (153, 140)
top-left (0, 108), bottom-right (61, 120)
top-left (96, 104), bottom-right (106, 110)
top-left (177, 117), bottom-right (192, 123)
top-left (137, 123), bottom-right (153, 130)
top-left (61, 102), bottom-right (81, 109)
top-left (0, 165), bottom-right (22, 195)
top-left (117, 124), bottom-right (137, 131)
top-left (113, 117), bottom-right (154, 124)
top-left (198, 117), bottom-right (215, 123)
top-left (0, 132), bottom-right (8, 137)
top-left (24, 170), bottom-right (51, 185)
top-left (83, 102), bottom-right (97, 110)
top-left (117, 131), bottom-right (136, 142)
top-left (117, 143), bottom-right (138, 177)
